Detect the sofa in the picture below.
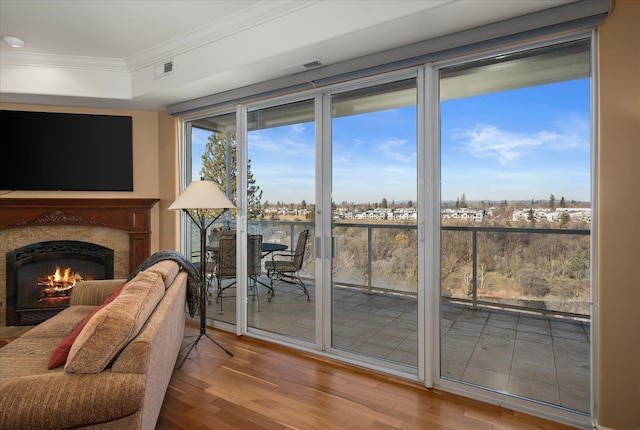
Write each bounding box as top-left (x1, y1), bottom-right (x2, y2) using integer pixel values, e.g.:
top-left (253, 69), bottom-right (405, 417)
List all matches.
top-left (0, 258), bottom-right (189, 429)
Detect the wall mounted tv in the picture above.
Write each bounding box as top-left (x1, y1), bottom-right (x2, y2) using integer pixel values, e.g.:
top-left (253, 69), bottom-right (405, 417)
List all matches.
top-left (0, 110), bottom-right (133, 191)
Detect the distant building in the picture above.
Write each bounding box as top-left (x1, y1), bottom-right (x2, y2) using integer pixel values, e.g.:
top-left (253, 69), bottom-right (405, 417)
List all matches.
top-left (441, 208), bottom-right (485, 222)
top-left (511, 207), bottom-right (591, 223)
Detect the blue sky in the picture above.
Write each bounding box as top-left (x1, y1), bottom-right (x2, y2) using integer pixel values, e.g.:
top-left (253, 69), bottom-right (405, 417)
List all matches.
top-left (192, 78), bottom-right (590, 205)
top-left (441, 79), bottom-right (591, 203)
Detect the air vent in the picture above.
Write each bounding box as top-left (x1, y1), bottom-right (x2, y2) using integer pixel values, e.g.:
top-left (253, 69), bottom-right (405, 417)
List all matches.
top-left (155, 60), bottom-right (174, 79)
top-left (302, 59), bottom-right (323, 69)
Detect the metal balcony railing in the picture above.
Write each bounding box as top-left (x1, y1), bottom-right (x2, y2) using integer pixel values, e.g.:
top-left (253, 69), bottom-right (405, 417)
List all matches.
top-left (240, 220), bottom-right (591, 319)
top-left (442, 225), bottom-right (591, 318)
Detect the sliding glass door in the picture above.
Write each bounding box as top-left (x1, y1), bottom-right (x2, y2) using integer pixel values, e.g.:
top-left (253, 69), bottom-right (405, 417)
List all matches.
top-left (239, 78), bottom-right (421, 374)
top-left (438, 39), bottom-right (592, 414)
top-left (180, 33), bottom-right (594, 423)
top-left (246, 99), bottom-right (316, 342)
top-left (185, 112), bottom-right (238, 326)
top-left (329, 79), bottom-right (419, 371)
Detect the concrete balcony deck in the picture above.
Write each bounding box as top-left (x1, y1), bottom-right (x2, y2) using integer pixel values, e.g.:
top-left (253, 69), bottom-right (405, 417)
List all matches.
top-left (206, 278), bottom-right (590, 415)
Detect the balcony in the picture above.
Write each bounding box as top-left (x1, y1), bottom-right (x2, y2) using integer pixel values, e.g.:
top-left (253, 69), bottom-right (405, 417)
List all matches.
top-left (200, 220), bottom-right (591, 415)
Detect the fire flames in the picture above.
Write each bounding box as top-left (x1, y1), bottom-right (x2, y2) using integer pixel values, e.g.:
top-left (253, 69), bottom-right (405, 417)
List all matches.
top-left (38, 266), bottom-right (84, 297)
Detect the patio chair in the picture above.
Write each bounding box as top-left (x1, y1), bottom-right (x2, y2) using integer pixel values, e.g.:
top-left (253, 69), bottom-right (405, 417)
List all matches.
top-left (215, 234), bottom-right (263, 313)
top-left (204, 229), bottom-right (235, 305)
top-left (192, 249), bottom-right (216, 306)
top-left (265, 229), bottom-right (310, 301)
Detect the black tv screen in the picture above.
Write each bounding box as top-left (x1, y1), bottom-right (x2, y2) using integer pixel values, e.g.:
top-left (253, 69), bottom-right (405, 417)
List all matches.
top-left (0, 110), bottom-right (133, 191)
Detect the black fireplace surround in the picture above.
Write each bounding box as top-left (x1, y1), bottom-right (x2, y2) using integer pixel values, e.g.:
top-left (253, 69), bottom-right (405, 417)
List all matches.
top-left (6, 240), bottom-right (114, 325)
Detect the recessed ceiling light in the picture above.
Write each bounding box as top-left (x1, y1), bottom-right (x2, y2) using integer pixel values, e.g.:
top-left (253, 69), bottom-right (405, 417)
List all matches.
top-left (3, 36), bottom-right (26, 48)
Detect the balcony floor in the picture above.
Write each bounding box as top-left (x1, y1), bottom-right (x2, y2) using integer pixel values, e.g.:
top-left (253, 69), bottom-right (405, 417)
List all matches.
top-left (206, 276), bottom-right (590, 415)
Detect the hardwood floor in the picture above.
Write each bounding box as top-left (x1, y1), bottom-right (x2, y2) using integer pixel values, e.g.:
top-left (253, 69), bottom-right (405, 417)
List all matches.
top-left (157, 322), bottom-right (579, 430)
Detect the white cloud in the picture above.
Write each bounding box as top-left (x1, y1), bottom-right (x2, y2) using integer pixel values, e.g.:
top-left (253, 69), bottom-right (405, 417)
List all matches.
top-left (376, 138), bottom-right (415, 163)
top-left (249, 127), bottom-right (313, 156)
top-left (455, 115), bottom-right (589, 164)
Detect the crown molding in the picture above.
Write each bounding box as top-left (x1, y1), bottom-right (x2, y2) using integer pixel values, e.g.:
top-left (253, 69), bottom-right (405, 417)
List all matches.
top-left (0, 2), bottom-right (320, 75)
top-left (125, 0), bottom-right (321, 72)
top-left (0, 50), bottom-right (128, 72)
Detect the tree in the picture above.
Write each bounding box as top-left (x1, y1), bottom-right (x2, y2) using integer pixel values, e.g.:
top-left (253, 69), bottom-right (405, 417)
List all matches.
top-left (200, 131), bottom-right (263, 220)
top-left (549, 194), bottom-right (556, 210)
top-left (527, 208), bottom-right (536, 226)
top-left (559, 196), bottom-right (567, 208)
top-left (566, 247), bottom-right (588, 280)
top-left (460, 193), bottom-right (467, 208)
top-left (381, 197), bottom-right (388, 208)
top-left (519, 268), bottom-right (550, 297)
top-left (306, 204), bottom-right (316, 221)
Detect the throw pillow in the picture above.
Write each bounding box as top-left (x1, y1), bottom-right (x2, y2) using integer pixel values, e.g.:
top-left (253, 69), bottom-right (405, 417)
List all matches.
top-left (47, 282), bottom-right (125, 369)
top-left (64, 270), bottom-right (165, 374)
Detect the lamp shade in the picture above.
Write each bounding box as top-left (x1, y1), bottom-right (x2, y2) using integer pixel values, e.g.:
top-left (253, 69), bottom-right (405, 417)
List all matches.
top-left (168, 180), bottom-right (235, 210)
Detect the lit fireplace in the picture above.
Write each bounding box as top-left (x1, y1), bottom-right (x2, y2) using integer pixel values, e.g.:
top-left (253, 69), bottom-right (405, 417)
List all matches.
top-left (38, 266), bottom-right (84, 302)
top-left (6, 241), bottom-right (114, 325)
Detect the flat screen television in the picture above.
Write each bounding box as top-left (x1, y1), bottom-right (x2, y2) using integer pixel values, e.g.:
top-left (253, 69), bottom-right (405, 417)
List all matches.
top-left (0, 110), bottom-right (133, 191)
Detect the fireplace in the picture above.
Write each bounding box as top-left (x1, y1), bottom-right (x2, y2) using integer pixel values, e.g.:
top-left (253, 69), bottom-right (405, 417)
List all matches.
top-left (6, 240), bottom-right (114, 325)
top-left (0, 198), bottom-right (159, 327)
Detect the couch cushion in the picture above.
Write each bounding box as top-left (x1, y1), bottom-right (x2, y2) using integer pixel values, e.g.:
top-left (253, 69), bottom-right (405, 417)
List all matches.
top-left (145, 260), bottom-right (179, 288)
top-left (65, 271), bottom-right (165, 374)
top-left (47, 282), bottom-right (126, 369)
top-left (0, 336), bottom-right (67, 379)
top-left (0, 306), bottom-right (94, 379)
top-left (23, 305), bottom-right (96, 339)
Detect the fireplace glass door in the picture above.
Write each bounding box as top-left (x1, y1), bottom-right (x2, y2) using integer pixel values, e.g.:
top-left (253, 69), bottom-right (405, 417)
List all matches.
top-left (6, 240), bottom-right (114, 325)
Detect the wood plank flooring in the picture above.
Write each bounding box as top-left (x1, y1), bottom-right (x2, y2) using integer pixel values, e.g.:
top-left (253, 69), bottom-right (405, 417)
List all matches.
top-left (157, 323), bottom-right (579, 430)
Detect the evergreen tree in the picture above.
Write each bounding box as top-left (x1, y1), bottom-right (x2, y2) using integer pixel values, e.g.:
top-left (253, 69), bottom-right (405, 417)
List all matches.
top-left (200, 131), bottom-right (263, 220)
top-left (559, 196), bottom-right (567, 208)
top-left (460, 193), bottom-right (467, 208)
top-left (306, 204), bottom-right (316, 221)
top-left (549, 194), bottom-right (556, 210)
top-left (527, 208), bottom-right (536, 226)
top-left (381, 197), bottom-right (388, 208)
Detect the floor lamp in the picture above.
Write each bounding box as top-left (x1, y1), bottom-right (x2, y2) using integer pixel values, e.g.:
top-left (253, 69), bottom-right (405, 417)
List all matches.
top-left (169, 180), bottom-right (235, 367)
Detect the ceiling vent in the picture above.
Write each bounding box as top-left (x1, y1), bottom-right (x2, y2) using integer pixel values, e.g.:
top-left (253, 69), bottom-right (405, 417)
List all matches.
top-left (302, 59), bottom-right (323, 69)
top-left (155, 60), bottom-right (174, 79)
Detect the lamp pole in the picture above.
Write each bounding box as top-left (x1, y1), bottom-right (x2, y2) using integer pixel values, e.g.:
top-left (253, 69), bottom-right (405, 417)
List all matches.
top-left (177, 210), bottom-right (233, 369)
top-left (169, 180), bottom-right (236, 367)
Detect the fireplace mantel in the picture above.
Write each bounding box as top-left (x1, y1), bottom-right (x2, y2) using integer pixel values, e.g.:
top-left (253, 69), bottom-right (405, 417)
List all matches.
top-left (0, 198), bottom-right (159, 272)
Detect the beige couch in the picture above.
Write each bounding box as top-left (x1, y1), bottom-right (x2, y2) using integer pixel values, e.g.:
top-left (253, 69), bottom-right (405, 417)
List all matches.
top-left (0, 259), bottom-right (188, 429)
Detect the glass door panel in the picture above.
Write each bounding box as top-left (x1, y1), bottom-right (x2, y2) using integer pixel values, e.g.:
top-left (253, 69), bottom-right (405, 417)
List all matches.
top-left (246, 99), bottom-right (316, 342)
top-left (439, 39), bottom-right (592, 414)
top-left (330, 79), bottom-right (419, 370)
top-left (187, 112), bottom-right (237, 326)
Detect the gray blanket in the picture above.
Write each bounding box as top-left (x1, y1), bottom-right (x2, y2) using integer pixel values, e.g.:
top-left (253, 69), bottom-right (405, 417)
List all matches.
top-left (127, 249), bottom-right (200, 317)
